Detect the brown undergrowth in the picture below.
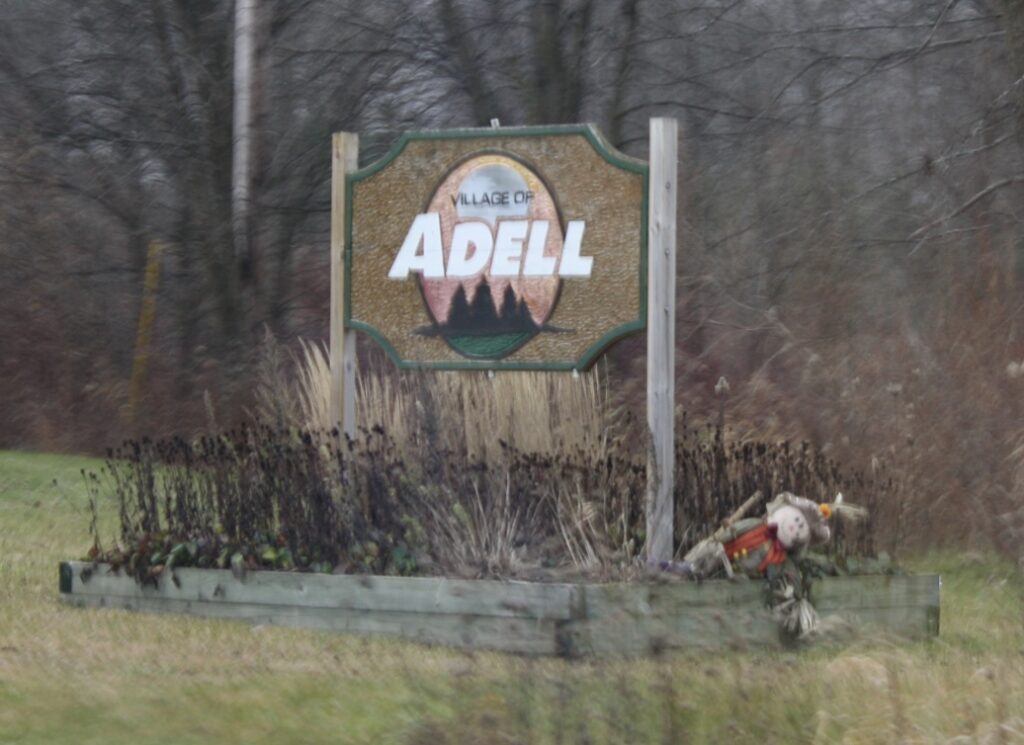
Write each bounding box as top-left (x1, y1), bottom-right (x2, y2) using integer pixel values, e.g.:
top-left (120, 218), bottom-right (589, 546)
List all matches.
top-left (85, 417), bottom-right (887, 582)
top-left (83, 332), bottom-right (899, 581)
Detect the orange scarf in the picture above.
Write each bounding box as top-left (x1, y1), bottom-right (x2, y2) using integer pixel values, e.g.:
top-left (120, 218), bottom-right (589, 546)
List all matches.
top-left (723, 523), bottom-right (788, 573)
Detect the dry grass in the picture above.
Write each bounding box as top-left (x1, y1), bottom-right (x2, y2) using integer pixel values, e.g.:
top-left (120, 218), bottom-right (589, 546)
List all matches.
top-left (288, 345), bottom-right (632, 572)
top-left (2, 450), bottom-right (1024, 744)
top-left (295, 339), bottom-right (333, 433)
top-left (293, 339), bottom-right (623, 463)
top-left (419, 475), bottom-right (524, 575)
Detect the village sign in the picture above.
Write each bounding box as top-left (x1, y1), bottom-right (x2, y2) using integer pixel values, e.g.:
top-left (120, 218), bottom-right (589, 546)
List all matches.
top-left (343, 125), bottom-right (648, 369)
top-left (332, 119), bottom-right (678, 562)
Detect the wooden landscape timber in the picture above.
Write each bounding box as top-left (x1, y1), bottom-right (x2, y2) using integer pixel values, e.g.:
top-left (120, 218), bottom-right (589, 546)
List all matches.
top-left (59, 562), bottom-right (940, 657)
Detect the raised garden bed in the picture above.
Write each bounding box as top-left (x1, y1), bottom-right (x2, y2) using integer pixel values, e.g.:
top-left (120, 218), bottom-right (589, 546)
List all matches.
top-left (59, 562), bottom-right (939, 656)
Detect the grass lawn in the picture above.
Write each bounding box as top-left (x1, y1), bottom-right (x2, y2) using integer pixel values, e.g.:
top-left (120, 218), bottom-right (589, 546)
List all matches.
top-left (1, 449), bottom-right (1022, 744)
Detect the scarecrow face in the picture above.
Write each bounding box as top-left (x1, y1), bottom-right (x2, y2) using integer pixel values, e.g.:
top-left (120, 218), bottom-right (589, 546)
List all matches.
top-left (770, 505), bottom-right (811, 549)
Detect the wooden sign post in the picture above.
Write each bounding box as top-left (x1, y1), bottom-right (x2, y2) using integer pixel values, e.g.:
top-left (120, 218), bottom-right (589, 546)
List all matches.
top-left (330, 120), bottom-right (679, 561)
top-left (330, 132), bottom-right (359, 440)
top-left (645, 118), bottom-right (678, 564)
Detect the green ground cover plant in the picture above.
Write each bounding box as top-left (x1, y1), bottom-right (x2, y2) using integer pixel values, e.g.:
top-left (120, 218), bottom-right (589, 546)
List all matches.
top-left (1, 450), bottom-right (1022, 744)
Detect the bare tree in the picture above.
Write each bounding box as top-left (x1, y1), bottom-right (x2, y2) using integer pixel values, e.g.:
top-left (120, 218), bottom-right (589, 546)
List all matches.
top-left (2, 0), bottom-right (1024, 547)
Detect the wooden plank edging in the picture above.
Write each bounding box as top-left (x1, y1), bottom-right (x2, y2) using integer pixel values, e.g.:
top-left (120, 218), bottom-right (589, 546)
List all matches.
top-left (58, 562), bottom-right (940, 656)
top-left (59, 562), bottom-right (574, 620)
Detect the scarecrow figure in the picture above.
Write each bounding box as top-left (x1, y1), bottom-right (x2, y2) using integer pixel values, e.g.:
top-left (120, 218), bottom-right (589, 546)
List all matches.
top-left (667, 491), bottom-right (865, 639)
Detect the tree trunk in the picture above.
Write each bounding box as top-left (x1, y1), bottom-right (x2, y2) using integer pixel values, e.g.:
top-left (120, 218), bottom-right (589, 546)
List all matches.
top-left (233, 0), bottom-right (257, 282)
top-left (1003, 0), bottom-right (1024, 138)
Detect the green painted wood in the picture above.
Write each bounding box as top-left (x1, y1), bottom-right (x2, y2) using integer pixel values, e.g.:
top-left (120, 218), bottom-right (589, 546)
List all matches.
top-left (61, 593), bottom-right (558, 655)
top-left (568, 583), bottom-right (780, 656)
top-left (62, 563), bottom-right (574, 620)
top-left (560, 575), bottom-right (940, 656)
top-left (812, 574), bottom-right (940, 610)
top-left (568, 575), bottom-right (796, 611)
top-left (59, 563), bottom-right (940, 656)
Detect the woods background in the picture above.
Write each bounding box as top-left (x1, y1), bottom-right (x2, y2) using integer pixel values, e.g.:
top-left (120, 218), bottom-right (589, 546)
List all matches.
top-left (2, 0), bottom-right (1023, 550)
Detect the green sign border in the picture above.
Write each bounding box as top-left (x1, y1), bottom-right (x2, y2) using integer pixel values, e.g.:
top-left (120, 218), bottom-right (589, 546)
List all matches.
top-left (344, 124), bottom-right (649, 371)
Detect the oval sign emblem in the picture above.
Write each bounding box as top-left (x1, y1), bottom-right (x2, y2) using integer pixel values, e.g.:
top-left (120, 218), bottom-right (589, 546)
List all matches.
top-left (417, 154), bottom-right (565, 359)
